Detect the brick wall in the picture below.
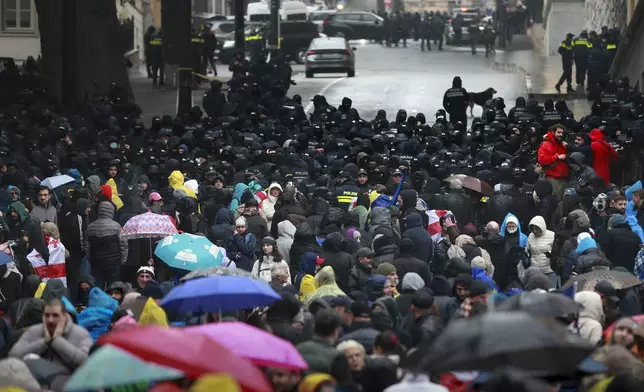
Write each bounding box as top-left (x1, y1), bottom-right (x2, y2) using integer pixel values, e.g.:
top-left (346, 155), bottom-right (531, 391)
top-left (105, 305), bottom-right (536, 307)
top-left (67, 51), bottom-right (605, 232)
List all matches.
top-left (583, 0), bottom-right (627, 32)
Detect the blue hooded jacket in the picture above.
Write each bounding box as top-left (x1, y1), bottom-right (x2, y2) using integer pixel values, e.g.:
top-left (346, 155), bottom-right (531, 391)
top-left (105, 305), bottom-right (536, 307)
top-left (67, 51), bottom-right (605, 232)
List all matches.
top-left (78, 287), bottom-right (119, 341)
top-left (230, 183), bottom-right (249, 212)
top-left (625, 180), bottom-right (642, 218)
top-left (472, 267), bottom-right (500, 292)
top-left (626, 215), bottom-right (644, 244)
top-left (500, 212), bottom-right (527, 247)
top-left (576, 237), bottom-right (597, 254)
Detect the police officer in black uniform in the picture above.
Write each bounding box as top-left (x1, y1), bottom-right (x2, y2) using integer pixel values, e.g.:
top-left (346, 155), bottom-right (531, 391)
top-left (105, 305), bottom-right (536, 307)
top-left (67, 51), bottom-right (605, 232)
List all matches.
top-left (555, 33), bottom-right (575, 93)
top-left (442, 76), bottom-right (468, 125)
top-left (573, 30), bottom-right (591, 88)
top-left (191, 29), bottom-right (205, 86)
top-left (148, 28), bottom-right (165, 87)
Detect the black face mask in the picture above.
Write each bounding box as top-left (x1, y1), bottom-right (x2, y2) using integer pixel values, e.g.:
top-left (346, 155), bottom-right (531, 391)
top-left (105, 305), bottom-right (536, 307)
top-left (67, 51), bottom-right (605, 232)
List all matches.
top-left (78, 287), bottom-right (91, 306)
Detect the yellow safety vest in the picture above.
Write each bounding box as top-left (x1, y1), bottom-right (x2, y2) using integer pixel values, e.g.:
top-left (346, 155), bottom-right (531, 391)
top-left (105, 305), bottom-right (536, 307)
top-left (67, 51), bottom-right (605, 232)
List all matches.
top-left (191, 37), bottom-right (204, 44)
top-left (150, 38), bottom-right (162, 45)
top-left (245, 35), bottom-right (263, 41)
top-left (606, 44), bottom-right (617, 49)
top-left (573, 39), bottom-right (591, 48)
top-left (560, 42), bottom-right (572, 50)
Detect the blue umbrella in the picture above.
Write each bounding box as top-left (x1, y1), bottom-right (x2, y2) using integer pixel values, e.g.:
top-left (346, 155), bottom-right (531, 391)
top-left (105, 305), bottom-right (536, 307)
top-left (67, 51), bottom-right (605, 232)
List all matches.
top-left (154, 233), bottom-right (224, 271)
top-left (160, 275), bottom-right (281, 312)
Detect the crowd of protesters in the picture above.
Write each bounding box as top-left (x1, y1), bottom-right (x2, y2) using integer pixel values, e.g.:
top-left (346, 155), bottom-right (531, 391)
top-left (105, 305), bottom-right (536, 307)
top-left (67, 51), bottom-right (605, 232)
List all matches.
top-left (0, 53), bottom-right (643, 392)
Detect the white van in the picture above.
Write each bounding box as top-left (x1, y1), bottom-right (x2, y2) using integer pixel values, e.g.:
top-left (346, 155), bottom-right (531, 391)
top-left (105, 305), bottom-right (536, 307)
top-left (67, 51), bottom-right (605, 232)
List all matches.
top-left (246, 0), bottom-right (309, 22)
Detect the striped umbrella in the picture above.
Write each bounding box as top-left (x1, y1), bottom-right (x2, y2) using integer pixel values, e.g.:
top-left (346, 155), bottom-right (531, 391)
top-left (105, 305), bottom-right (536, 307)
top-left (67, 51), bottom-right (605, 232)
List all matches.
top-left (121, 212), bottom-right (178, 240)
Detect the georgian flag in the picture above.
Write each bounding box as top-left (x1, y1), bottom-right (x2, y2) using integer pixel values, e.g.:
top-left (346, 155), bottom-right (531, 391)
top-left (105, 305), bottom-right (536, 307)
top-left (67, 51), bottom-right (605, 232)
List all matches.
top-left (28, 236), bottom-right (67, 287)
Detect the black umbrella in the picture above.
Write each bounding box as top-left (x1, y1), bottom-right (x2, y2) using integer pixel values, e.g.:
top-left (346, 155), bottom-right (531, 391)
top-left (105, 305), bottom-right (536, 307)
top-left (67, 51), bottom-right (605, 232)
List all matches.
top-left (494, 292), bottom-right (582, 317)
top-left (561, 269), bottom-right (642, 291)
top-left (419, 312), bottom-right (594, 374)
top-left (23, 356), bottom-right (67, 385)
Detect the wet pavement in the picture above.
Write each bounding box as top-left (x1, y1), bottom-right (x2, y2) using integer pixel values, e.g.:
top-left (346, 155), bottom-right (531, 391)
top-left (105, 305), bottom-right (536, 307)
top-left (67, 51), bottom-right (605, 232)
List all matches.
top-left (133, 38), bottom-right (583, 123)
top-left (290, 40), bottom-right (527, 121)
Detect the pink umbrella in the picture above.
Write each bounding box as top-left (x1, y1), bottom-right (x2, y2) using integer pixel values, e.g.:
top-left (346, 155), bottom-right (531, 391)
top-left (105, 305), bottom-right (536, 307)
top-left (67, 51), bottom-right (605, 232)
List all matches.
top-left (187, 322), bottom-right (308, 371)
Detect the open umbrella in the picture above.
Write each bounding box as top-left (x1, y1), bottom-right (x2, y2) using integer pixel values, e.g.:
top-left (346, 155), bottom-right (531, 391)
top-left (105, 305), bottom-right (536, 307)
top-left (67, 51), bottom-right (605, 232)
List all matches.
top-left (64, 345), bottom-right (183, 391)
top-left (121, 212), bottom-right (178, 240)
top-left (444, 174), bottom-right (494, 196)
top-left (188, 322), bottom-right (308, 370)
top-left (561, 269), bottom-right (642, 291)
top-left (180, 266), bottom-right (260, 282)
top-left (494, 292), bottom-right (582, 317)
top-left (41, 174), bottom-right (75, 190)
top-left (160, 275), bottom-right (281, 312)
top-left (154, 233), bottom-right (224, 271)
top-left (98, 326), bottom-right (272, 392)
top-left (23, 356), bottom-right (67, 385)
top-left (419, 312), bottom-right (594, 375)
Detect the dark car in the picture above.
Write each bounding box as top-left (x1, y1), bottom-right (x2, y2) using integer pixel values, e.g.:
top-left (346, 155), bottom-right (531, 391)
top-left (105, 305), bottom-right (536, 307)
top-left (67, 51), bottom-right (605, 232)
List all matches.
top-left (322, 11), bottom-right (383, 40)
top-left (218, 21), bottom-right (320, 64)
top-left (305, 37), bottom-right (356, 78)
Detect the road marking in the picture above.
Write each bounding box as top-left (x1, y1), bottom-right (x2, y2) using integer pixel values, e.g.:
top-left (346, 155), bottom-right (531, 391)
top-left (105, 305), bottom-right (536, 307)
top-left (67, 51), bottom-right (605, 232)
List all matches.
top-left (304, 76), bottom-right (347, 112)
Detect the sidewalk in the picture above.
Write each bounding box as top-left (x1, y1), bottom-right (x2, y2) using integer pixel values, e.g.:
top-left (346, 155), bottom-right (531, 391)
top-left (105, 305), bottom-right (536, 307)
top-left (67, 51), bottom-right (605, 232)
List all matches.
top-left (129, 63), bottom-right (304, 120)
top-left (491, 31), bottom-right (592, 119)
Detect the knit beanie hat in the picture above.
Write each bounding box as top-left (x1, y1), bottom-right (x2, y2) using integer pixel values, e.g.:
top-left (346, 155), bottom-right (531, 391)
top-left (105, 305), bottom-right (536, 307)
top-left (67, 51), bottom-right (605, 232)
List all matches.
top-left (376, 262), bottom-right (396, 276)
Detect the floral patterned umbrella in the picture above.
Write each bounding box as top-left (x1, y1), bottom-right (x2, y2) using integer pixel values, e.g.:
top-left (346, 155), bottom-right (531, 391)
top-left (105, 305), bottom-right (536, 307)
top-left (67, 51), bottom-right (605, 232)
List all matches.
top-left (121, 212), bottom-right (178, 240)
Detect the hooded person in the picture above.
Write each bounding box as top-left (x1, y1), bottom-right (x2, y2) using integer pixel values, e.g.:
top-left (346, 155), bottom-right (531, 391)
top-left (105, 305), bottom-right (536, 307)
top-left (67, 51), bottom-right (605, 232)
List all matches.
top-left (573, 291), bottom-right (605, 345)
top-left (526, 215), bottom-right (556, 287)
top-left (597, 214), bottom-right (641, 272)
top-left (168, 170), bottom-right (197, 199)
top-left (391, 238), bottom-right (432, 292)
top-left (568, 152), bottom-right (603, 196)
top-left (533, 180), bottom-right (557, 229)
top-left (319, 232), bottom-right (353, 294)
top-left (499, 213), bottom-right (527, 248)
top-left (58, 197), bottom-right (91, 303)
top-left (78, 287), bottom-right (119, 341)
top-left (227, 216), bottom-right (256, 272)
top-left (555, 209), bottom-right (591, 280)
top-left (85, 201), bottom-right (128, 290)
top-left (401, 212), bottom-right (433, 264)
top-left (395, 272), bottom-right (425, 320)
top-left (305, 266), bottom-right (345, 305)
top-left (270, 186), bottom-right (306, 238)
top-left (573, 237), bottom-right (611, 275)
top-left (7, 201), bottom-right (49, 263)
top-left (289, 221), bottom-right (321, 279)
top-left (260, 182), bottom-right (283, 229)
top-left (76, 274), bottom-right (95, 309)
top-left (276, 220), bottom-right (296, 264)
top-left (207, 208), bottom-right (235, 248)
top-left (589, 128), bottom-right (617, 185)
top-left (442, 76), bottom-right (468, 125)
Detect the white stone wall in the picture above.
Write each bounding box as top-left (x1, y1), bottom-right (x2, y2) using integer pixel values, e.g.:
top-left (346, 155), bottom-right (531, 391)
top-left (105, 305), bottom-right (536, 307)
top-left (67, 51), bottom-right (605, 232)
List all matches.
top-left (583, 0), bottom-right (626, 32)
top-left (544, 0), bottom-right (585, 56)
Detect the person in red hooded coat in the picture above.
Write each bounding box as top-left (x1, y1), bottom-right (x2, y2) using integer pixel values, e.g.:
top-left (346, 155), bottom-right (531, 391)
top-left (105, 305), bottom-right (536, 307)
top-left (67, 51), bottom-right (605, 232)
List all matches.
top-left (589, 128), bottom-right (617, 185)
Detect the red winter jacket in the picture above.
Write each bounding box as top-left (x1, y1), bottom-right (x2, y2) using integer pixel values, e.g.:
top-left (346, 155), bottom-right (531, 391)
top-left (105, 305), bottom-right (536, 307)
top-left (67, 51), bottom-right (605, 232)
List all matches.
top-left (589, 128), bottom-right (617, 185)
top-left (538, 131), bottom-right (569, 179)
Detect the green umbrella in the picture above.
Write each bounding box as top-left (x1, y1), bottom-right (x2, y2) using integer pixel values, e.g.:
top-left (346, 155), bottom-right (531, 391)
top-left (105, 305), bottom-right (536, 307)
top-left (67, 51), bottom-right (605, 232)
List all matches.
top-left (64, 344), bottom-right (183, 391)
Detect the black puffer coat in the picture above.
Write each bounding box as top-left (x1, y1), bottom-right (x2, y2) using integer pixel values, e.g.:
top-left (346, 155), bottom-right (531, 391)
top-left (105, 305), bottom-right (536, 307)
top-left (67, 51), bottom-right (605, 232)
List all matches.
top-left (597, 222), bottom-right (641, 272)
top-left (401, 213), bottom-right (433, 264)
top-left (289, 221), bottom-right (321, 277)
top-left (534, 180), bottom-right (557, 230)
top-left (319, 232), bottom-right (353, 293)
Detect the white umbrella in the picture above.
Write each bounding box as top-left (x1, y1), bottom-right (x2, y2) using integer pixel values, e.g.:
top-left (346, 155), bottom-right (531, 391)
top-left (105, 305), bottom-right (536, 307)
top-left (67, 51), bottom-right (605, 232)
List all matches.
top-left (41, 174), bottom-right (75, 189)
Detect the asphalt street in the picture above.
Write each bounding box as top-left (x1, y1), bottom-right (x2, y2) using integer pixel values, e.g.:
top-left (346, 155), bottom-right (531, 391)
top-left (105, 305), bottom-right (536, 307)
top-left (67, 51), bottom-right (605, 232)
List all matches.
top-left (290, 40), bottom-right (527, 121)
top-left (132, 41), bottom-right (527, 122)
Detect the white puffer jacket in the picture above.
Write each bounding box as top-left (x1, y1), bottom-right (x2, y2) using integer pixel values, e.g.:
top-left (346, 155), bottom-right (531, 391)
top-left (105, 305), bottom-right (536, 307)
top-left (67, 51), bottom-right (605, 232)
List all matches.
top-left (527, 215), bottom-right (555, 274)
top-left (260, 183), bottom-right (283, 229)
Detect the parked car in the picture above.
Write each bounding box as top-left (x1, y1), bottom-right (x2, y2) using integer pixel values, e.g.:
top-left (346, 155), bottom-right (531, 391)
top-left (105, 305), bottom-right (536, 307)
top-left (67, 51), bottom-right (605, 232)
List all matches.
top-left (305, 37), bottom-right (356, 78)
top-left (192, 12), bottom-right (227, 30)
top-left (445, 9), bottom-right (482, 45)
top-left (321, 11), bottom-right (383, 40)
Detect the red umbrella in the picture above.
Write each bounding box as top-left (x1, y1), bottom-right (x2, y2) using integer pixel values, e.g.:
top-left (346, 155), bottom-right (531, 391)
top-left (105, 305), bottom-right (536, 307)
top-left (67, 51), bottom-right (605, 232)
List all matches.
top-left (98, 326), bottom-right (272, 392)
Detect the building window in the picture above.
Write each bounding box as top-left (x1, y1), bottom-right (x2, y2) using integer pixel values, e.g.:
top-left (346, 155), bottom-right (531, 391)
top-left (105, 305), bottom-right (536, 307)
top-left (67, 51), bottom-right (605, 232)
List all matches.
top-left (3, 0), bottom-right (33, 30)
